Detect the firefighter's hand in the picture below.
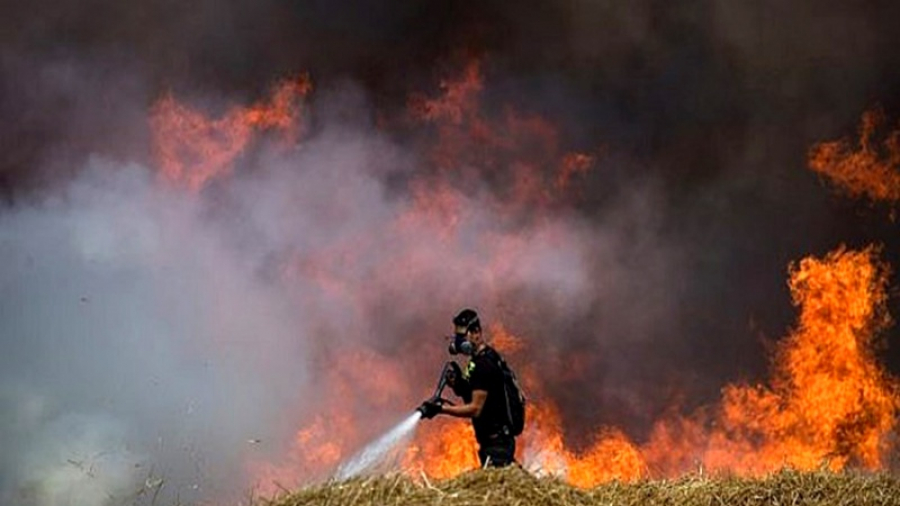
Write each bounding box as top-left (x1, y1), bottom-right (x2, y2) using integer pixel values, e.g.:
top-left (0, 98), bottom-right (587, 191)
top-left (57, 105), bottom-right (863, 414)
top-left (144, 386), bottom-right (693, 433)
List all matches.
top-left (418, 399), bottom-right (442, 419)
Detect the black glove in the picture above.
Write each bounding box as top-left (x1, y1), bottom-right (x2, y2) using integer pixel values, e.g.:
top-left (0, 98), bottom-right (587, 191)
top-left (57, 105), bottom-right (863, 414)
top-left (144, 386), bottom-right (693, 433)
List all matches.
top-left (418, 399), bottom-right (442, 419)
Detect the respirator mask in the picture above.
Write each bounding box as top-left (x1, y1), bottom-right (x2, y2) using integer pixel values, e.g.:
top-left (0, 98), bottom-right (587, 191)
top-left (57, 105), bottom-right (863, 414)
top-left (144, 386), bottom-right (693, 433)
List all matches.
top-left (448, 331), bottom-right (474, 356)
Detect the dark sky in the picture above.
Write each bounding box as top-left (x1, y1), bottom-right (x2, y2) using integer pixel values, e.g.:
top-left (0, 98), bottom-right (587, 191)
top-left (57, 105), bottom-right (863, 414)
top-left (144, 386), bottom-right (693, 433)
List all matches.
top-left (3, 0), bottom-right (900, 499)
top-left (4, 1), bottom-right (900, 176)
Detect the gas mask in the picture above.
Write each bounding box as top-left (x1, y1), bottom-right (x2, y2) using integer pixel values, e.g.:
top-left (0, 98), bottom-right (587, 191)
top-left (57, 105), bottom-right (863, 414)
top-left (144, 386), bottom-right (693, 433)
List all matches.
top-left (448, 332), bottom-right (474, 356)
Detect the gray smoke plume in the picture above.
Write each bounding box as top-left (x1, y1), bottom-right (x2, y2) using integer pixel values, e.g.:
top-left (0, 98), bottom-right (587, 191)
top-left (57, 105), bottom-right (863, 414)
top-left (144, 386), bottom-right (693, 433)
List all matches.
top-left (0, 158), bottom-right (312, 503)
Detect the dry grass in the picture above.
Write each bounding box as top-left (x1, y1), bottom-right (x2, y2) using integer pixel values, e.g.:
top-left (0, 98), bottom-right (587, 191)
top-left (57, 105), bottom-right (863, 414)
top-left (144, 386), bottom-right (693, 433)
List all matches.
top-left (266, 467), bottom-right (900, 506)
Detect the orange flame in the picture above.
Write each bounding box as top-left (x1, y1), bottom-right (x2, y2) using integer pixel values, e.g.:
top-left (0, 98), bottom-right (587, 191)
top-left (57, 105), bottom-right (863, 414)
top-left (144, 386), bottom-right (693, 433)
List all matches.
top-left (149, 77), bottom-right (311, 191)
top-left (809, 109), bottom-right (900, 202)
top-left (408, 59), bottom-right (596, 211)
top-left (644, 246), bottom-right (898, 476)
top-left (256, 244), bottom-right (898, 489)
top-left (147, 67), bottom-right (899, 491)
top-left (405, 419), bottom-right (480, 478)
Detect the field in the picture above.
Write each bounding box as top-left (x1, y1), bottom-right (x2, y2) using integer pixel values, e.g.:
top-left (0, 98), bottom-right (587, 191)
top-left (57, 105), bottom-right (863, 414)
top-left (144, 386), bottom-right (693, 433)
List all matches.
top-left (267, 467), bottom-right (900, 506)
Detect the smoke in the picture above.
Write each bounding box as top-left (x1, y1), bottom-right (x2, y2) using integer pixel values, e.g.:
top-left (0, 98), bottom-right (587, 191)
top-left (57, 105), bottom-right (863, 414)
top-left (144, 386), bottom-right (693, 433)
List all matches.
top-left (3, 0), bottom-right (900, 500)
top-left (7, 409), bottom-right (144, 506)
top-left (0, 157), bottom-right (315, 503)
top-left (0, 78), bottom-right (653, 500)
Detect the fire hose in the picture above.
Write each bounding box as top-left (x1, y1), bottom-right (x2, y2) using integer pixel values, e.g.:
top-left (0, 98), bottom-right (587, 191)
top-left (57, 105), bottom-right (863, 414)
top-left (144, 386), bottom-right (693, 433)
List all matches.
top-left (416, 361), bottom-right (459, 419)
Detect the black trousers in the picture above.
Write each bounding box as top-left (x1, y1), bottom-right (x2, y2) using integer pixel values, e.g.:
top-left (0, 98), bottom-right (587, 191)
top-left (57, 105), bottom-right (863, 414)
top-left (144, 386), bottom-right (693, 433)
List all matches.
top-left (477, 432), bottom-right (516, 468)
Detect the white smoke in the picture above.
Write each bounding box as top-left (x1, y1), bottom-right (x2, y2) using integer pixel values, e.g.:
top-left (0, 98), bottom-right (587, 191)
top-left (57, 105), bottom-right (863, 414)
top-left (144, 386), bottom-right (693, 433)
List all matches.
top-left (0, 80), bottom-right (680, 501)
top-left (13, 413), bottom-right (144, 506)
top-left (0, 158), bottom-right (312, 503)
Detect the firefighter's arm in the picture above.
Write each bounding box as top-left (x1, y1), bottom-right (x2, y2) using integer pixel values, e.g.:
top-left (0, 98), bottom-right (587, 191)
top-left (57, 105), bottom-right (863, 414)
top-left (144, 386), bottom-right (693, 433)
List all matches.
top-left (440, 389), bottom-right (486, 418)
top-left (448, 368), bottom-right (473, 402)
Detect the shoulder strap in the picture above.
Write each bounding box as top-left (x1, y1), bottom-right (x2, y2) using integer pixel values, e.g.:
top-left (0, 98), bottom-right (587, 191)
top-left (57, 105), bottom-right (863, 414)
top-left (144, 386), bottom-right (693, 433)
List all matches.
top-left (481, 346), bottom-right (507, 370)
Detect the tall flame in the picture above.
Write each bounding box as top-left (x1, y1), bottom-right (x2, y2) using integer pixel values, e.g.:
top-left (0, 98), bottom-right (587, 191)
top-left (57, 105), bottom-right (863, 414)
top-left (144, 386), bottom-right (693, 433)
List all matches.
top-left (644, 246), bottom-right (898, 476)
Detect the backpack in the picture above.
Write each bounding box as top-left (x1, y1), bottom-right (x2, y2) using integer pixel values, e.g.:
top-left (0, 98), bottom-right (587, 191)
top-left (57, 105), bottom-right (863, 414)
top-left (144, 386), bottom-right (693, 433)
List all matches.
top-left (485, 347), bottom-right (526, 436)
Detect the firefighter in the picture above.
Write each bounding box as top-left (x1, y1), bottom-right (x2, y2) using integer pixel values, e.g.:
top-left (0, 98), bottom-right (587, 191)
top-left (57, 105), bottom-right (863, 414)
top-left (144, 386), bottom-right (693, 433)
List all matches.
top-left (419, 309), bottom-right (517, 467)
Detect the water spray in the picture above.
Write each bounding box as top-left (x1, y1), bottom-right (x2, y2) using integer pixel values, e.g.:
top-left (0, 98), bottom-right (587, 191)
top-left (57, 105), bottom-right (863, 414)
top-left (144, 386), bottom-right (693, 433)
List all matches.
top-left (333, 362), bottom-right (459, 480)
top-left (333, 411), bottom-right (422, 480)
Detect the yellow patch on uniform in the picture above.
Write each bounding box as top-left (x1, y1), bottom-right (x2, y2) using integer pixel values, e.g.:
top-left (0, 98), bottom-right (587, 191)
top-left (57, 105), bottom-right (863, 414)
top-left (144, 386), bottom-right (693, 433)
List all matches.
top-left (463, 360), bottom-right (476, 380)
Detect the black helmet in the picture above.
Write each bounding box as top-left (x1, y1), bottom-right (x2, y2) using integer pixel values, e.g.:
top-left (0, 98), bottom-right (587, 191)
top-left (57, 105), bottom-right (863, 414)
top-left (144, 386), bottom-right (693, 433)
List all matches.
top-left (453, 308), bottom-right (481, 332)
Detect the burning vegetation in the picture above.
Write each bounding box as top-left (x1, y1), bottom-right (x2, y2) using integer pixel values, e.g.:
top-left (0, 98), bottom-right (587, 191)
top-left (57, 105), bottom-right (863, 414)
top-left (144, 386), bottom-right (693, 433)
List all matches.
top-left (146, 63), bottom-right (900, 496)
top-left (269, 467), bottom-right (900, 506)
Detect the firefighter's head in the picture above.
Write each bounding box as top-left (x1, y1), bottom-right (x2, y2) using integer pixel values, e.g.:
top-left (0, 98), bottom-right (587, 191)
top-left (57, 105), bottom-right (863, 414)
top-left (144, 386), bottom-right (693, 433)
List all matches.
top-left (449, 308), bottom-right (482, 355)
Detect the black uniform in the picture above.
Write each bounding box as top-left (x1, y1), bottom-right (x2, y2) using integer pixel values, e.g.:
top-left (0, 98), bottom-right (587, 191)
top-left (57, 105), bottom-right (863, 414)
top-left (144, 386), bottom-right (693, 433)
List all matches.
top-left (457, 346), bottom-right (516, 467)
